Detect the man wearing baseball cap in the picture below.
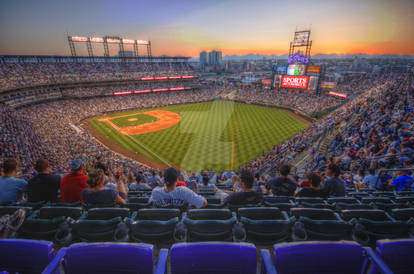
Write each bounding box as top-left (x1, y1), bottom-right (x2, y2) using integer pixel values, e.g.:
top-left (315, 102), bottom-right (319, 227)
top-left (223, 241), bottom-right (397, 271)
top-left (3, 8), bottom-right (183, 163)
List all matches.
top-left (60, 158), bottom-right (88, 203)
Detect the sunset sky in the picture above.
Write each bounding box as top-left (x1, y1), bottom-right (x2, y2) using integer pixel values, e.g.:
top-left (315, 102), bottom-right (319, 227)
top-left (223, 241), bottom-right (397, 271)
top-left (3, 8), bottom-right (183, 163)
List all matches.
top-left (0, 0), bottom-right (413, 57)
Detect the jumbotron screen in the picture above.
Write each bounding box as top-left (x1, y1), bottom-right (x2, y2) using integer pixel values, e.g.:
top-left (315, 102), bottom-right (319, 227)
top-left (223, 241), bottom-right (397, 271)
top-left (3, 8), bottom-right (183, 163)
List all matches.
top-left (287, 64), bottom-right (306, 76)
top-left (281, 75), bottom-right (309, 89)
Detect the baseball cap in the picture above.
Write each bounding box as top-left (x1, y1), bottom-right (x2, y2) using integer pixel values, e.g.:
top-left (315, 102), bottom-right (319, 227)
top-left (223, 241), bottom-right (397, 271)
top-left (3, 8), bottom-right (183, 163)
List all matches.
top-left (71, 158), bottom-right (84, 171)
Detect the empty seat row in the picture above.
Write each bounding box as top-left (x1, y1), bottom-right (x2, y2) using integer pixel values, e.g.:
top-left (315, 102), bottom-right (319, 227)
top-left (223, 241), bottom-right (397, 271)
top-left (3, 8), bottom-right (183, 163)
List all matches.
top-left (2, 239), bottom-right (413, 274)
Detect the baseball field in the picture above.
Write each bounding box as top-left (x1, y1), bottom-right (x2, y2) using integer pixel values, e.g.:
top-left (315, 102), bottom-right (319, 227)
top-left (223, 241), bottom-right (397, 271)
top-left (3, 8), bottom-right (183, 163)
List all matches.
top-left (87, 100), bottom-right (309, 171)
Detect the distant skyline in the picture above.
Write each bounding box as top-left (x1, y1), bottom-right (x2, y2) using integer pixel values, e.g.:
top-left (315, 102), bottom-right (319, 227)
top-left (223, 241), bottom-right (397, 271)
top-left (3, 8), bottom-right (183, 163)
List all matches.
top-left (0, 0), bottom-right (413, 57)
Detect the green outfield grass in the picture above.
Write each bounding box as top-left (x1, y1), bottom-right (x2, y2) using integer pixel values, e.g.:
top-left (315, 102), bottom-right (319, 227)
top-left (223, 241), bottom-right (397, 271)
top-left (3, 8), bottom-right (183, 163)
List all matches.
top-left (89, 100), bottom-right (308, 171)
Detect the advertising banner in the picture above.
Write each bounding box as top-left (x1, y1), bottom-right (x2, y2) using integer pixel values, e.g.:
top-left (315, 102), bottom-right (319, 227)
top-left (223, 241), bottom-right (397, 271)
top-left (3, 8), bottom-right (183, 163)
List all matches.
top-left (320, 81), bottom-right (337, 89)
top-left (281, 75), bottom-right (309, 89)
top-left (261, 79), bottom-right (272, 85)
top-left (307, 65), bottom-right (322, 73)
top-left (329, 91), bottom-right (347, 98)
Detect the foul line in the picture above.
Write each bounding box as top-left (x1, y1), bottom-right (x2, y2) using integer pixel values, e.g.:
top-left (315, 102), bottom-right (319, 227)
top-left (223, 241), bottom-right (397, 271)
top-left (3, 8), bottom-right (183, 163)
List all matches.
top-left (231, 113), bottom-right (236, 170)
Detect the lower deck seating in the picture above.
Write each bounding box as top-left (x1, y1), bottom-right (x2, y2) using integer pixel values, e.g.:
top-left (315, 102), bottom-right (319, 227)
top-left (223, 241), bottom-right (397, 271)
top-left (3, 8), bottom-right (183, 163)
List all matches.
top-left (72, 208), bottom-right (130, 242)
top-left (341, 209), bottom-right (412, 245)
top-left (18, 206), bottom-right (82, 244)
top-left (238, 207), bottom-right (293, 244)
top-left (182, 209), bottom-right (237, 241)
top-left (126, 208), bottom-right (180, 243)
top-left (290, 208), bottom-right (352, 241)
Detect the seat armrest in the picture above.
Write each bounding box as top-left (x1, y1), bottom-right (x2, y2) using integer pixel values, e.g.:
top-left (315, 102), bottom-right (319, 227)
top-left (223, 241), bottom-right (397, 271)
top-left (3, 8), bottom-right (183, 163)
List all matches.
top-left (362, 247), bottom-right (393, 274)
top-left (260, 249), bottom-right (277, 274)
top-left (154, 248), bottom-right (168, 274)
top-left (42, 248), bottom-right (67, 274)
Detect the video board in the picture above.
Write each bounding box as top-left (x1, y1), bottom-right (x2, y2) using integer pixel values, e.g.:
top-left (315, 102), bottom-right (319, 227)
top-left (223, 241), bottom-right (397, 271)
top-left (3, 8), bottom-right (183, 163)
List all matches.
top-left (274, 65), bottom-right (288, 74)
top-left (281, 75), bottom-right (309, 89)
top-left (308, 76), bottom-right (319, 90)
top-left (273, 75), bottom-right (282, 88)
top-left (307, 65), bottom-right (322, 73)
top-left (287, 64), bottom-right (306, 76)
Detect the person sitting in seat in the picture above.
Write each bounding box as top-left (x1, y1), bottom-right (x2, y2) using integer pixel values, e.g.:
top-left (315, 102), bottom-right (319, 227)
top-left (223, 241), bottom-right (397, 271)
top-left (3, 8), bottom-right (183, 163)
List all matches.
top-left (265, 164), bottom-right (297, 196)
top-left (198, 173), bottom-right (217, 195)
top-left (82, 169), bottom-right (127, 205)
top-left (323, 163), bottom-right (345, 197)
top-left (27, 159), bottom-right (60, 202)
top-left (129, 173), bottom-right (151, 191)
top-left (295, 172), bottom-right (327, 198)
top-left (389, 169), bottom-right (414, 191)
top-left (149, 167), bottom-right (206, 210)
top-left (0, 159), bottom-right (27, 204)
top-left (224, 170), bottom-right (263, 206)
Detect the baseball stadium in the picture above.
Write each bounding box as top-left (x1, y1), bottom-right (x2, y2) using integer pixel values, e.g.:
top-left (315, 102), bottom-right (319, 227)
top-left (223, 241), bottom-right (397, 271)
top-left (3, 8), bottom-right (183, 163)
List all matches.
top-left (0, 0), bottom-right (414, 273)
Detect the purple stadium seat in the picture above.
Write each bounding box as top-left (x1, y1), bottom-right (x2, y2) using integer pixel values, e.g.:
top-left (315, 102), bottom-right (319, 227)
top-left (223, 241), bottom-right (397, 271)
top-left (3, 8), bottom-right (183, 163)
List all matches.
top-left (170, 242), bottom-right (257, 274)
top-left (370, 239), bottom-right (414, 274)
top-left (42, 242), bottom-right (168, 274)
top-left (0, 239), bottom-right (55, 274)
top-left (260, 241), bottom-right (393, 274)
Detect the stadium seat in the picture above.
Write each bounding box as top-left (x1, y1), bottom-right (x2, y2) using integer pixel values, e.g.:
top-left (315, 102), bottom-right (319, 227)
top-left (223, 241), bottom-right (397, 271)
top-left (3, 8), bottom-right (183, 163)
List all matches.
top-left (260, 241), bottom-right (392, 274)
top-left (18, 206), bottom-right (82, 244)
top-left (0, 206), bottom-right (32, 217)
top-left (205, 196), bottom-right (225, 208)
top-left (47, 201), bottom-right (82, 207)
top-left (348, 192), bottom-right (371, 199)
top-left (397, 191), bottom-right (414, 196)
top-left (122, 196), bottom-right (151, 211)
top-left (126, 208), bottom-right (180, 243)
top-left (341, 209), bottom-right (413, 245)
top-left (72, 208), bottom-right (130, 242)
top-left (0, 239), bottom-right (56, 274)
top-left (263, 196), bottom-right (296, 211)
top-left (372, 191), bottom-right (396, 198)
top-left (170, 242), bottom-right (257, 274)
top-left (391, 208), bottom-right (414, 222)
top-left (327, 197), bottom-right (360, 204)
top-left (182, 209), bottom-right (237, 241)
top-left (395, 196), bottom-right (414, 205)
top-left (128, 197), bottom-right (149, 204)
top-left (42, 242), bottom-right (168, 274)
top-left (238, 207), bottom-right (293, 243)
top-left (335, 202), bottom-right (375, 210)
top-left (361, 197), bottom-right (402, 211)
top-left (128, 190), bottom-right (152, 197)
top-left (290, 208), bottom-right (352, 241)
top-left (14, 201), bottom-right (45, 210)
top-left (369, 239), bottom-right (414, 274)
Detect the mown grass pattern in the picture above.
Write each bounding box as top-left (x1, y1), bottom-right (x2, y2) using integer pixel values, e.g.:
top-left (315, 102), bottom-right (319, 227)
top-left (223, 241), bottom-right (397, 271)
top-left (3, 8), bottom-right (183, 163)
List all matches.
top-left (90, 101), bottom-right (308, 171)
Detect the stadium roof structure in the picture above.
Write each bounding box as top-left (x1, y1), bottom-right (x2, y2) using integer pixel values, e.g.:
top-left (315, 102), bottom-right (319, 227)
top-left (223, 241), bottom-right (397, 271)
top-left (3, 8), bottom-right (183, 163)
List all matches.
top-left (0, 55), bottom-right (190, 64)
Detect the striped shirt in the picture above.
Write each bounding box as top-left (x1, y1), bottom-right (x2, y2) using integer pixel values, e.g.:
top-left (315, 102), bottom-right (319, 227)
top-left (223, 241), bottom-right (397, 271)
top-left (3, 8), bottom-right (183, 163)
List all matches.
top-left (149, 186), bottom-right (205, 209)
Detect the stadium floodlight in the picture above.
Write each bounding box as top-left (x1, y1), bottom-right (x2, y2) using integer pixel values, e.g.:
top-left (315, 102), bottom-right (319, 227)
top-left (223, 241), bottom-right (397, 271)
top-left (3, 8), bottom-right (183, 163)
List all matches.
top-left (90, 37), bottom-right (104, 43)
top-left (71, 36), bottom-right (88, 42)
top-left (106, 38), bottom-right (121, 43)
top-left (122, 39), bottom-right (135, 44)
top-left (136, 40), bottom-right (149, 45)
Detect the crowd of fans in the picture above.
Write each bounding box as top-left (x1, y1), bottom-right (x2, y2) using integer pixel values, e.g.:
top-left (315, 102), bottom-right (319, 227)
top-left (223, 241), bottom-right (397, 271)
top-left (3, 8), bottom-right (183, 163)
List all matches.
top-left (1, 69), bottom-right (412, 208)
top-left (0, 62), bottom-right (193, 91)
top-left (231, 87), bottom-right (342, 114)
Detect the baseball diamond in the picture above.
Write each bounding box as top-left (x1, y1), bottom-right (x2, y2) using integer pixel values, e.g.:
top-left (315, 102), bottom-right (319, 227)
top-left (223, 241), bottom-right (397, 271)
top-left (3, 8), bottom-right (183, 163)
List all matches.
top-left (87, 100), bottom-right (309, 171)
